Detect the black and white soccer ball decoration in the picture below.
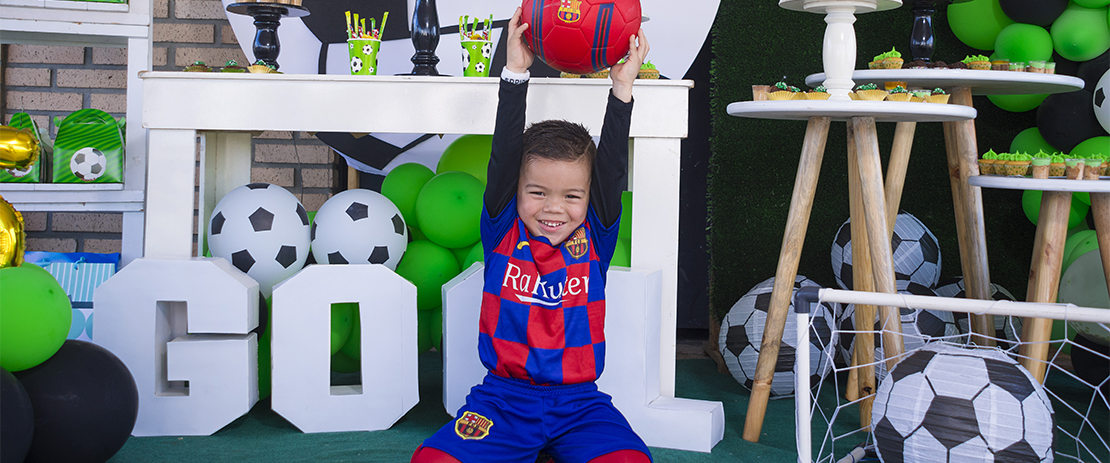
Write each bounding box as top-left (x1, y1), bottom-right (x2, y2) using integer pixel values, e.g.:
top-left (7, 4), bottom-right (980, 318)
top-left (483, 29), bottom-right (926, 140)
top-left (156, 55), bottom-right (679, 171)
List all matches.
top-left (208, 183), bottom-right (311, 298)
top-left (1094, 69), bottom-right (1108, 133)
top-left (718, 276), bottom-right (838, 398)
top-left (310, 189), bottom-right (408, 270)
top-left (837, 282), bottom-right (959, 379)
top-left (71, 147), bottom-right (107, 181)
top-left (831, 212), bottom-right (941, 291)
top-left (872, 343), bottom-right (1055, 463)
top-left (934, 277), bottom-right (1022, 347)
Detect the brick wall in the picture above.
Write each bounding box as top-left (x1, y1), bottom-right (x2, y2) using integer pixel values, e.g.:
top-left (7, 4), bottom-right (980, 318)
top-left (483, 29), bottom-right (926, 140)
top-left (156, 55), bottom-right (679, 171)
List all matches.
top-left (1, 0), bottom-right (339, 256)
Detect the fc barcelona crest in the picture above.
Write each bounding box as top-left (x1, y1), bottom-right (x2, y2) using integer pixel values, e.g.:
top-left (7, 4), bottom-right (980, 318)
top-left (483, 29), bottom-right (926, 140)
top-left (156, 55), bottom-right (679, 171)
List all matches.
top-left (565, 227), bottom-right (588, 259)
top-left (455, 411), bottom-right (493, 440)
top-left (558, 0), bottom-right (582, 23)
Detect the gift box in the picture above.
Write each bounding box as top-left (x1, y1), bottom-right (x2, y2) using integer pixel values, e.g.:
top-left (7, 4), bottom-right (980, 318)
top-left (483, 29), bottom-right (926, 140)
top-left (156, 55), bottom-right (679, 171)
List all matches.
top-left (3, 112), bottom-right (50, 183)
top-left (24, 251), bottom-right (120, 342)
top-left (52, 109), bottom-right (124, 184)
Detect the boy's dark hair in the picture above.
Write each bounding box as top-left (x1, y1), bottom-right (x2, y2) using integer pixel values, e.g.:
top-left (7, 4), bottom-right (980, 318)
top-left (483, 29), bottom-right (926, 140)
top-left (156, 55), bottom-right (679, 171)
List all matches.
top-left (521, 120), bottom-right (596, 168)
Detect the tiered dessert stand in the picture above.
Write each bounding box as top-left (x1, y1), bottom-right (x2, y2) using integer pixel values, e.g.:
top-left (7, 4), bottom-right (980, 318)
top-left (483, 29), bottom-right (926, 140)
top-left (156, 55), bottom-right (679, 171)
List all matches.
top-left (726, 0), bottom-right (978, 442)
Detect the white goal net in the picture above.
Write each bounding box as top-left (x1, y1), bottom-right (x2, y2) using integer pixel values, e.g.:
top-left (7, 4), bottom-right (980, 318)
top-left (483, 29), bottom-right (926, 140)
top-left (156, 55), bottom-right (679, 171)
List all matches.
top-left (794, 288), bottom-right (1110, 463)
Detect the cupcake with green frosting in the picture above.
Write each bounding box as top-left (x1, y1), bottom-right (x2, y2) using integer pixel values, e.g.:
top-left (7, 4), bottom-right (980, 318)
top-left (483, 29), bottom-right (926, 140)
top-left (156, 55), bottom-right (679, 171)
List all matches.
top-left (1084, 157), bottom-right (1104, 179)
top-left (880, 47), bottom-right (903, 69)
top-left (909, 89), bottom-right (932, 103)
top-left (806, 85), bottom-right (830, 100)
top-left (1031, 151), bottom-right (1051, 178)
top-left (1050, 154), bottom-right (1066, 177)
top-left (926, 87), bottom-right (950, 104)
top-left (1064, 158), bottom-right (1085, 179)
top-left (638, 60), bottom-right (659, 79)
top-left (768, 81), bottom-right (802, 100)
top-left (962, 54), bottom-right (990, 70)
top-left (184, 61), bottom-right (210, 72)
top-left (886, 85), bottom-right (911, 102)
top-left (979, 149), bottom-right (999, 175)
top-left (854, 82), bottom-right (888, 101)
top-left (221, 59), bottom-right (246, 73)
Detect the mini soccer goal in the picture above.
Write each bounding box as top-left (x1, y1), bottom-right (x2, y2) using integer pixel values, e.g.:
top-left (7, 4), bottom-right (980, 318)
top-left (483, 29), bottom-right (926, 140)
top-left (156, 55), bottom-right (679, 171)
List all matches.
top-left (792, 287), bottom-right (1110, 463)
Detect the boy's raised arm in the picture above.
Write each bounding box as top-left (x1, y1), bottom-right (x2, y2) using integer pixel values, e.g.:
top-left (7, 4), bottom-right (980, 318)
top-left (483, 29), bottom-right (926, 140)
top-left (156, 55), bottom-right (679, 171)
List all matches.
top-left (484, 8), bottom-right (534, 217)
top-left (592, 30), bottom-right (649, 228)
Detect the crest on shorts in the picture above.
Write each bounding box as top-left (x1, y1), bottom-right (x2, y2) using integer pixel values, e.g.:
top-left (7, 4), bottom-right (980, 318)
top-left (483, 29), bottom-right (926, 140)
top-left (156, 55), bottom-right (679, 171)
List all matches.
top-left (455, 411), bottom-right (493, 440)
top-left (565, 227), bottom-right (588, 259)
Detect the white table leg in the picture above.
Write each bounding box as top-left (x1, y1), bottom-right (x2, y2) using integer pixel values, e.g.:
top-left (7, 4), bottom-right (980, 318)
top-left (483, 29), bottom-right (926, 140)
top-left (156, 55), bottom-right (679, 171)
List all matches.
top-left (629, 136), bottom-right (681, 397)
top-left (197, 132), bottom-right (253, 255)
top-left (144, 129), bottom-right (199, 259)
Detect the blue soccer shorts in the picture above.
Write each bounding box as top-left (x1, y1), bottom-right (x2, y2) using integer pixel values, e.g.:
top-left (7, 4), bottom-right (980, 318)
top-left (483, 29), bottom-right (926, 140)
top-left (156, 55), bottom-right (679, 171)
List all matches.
top-left (421, 373), bottom-right (652, 463)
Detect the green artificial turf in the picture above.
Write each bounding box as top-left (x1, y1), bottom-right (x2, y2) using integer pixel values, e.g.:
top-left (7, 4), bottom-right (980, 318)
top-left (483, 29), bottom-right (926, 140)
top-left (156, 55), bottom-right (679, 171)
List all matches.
top-left (708, 3), bottom-right (1046, 321)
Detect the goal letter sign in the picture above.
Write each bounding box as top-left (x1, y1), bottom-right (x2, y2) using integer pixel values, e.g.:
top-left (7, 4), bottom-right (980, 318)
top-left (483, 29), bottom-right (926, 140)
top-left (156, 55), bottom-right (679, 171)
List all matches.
top-left (94, 258), bottom-right (418, 436)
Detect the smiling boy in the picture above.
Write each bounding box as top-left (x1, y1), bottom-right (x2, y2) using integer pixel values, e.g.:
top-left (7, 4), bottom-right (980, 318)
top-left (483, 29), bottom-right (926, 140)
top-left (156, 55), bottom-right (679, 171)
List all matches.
top-left (411, 7), bottom-right (651, 463)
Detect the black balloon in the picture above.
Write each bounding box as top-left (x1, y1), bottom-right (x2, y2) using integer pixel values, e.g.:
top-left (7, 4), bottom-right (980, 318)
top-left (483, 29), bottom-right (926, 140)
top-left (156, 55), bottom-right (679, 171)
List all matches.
top-left (1, 368), bottom-right (34, 463)
top-left (15, 340), bottom-right (138, 463)
top-left (1037, 90), bottom-right (1106, 153)
top-left (1077, 49), bottom-right (1110, 94)
top-left (998, 0), bottom-right (1068, 26)
top-left (1051, 50), bottom-right (1082, 77)
top-left (1071, 334), bottom-right (1109, 397)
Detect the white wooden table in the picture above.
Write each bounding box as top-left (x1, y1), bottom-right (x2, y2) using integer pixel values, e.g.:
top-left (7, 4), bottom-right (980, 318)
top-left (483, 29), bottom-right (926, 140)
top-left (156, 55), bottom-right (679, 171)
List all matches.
top-left (140, 71), bottom-right (694, 396)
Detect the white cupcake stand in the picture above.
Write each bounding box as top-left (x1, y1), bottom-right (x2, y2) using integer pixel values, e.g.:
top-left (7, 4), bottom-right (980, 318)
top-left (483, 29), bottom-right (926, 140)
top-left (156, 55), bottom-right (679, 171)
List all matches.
top-left (728, 0), bottom-right (1084, 443)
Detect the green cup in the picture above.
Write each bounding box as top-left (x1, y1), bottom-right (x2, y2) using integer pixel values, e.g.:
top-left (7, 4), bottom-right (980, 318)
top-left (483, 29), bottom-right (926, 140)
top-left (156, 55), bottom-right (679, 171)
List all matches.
top-left (348, 38), bottom-right (380, 76)
top-left (461, 39), bottom-right (493, 77)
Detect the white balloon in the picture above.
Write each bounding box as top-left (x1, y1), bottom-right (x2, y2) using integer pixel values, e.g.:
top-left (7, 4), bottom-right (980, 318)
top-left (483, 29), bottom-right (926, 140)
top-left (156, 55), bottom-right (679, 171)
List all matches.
top-left (1094, 69), bottom-right (1109, 134)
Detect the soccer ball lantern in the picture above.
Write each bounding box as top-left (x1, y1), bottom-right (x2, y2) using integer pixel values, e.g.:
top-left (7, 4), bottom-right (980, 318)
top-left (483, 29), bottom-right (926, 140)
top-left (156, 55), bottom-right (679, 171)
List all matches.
top-left (310, 189), bottom-right (408, 270)
top-left (207, 183), bottom-right (311, 298)
top-left (837, 283), bottom-right (959, 380)
top-left (521, 0), bottom-right (642, 75)
top-left (718, 276), bottom-right (838, 398)
top-left (872, 343), bottom-right (1055, 462)
top-left (831, 212), bottom-right (941, 291)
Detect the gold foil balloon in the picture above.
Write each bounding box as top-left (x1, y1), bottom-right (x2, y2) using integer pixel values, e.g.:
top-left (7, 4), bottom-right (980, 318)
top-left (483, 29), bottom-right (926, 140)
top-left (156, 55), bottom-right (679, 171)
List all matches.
top-left (0, 195), bottom-right (26, 268)
top-left (1, 126), bottom-right (41, 171)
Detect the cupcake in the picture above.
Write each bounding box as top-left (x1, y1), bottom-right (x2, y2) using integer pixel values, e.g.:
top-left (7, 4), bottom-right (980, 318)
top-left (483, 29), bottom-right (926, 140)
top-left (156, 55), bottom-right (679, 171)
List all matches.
top-left (559, 72), bottom-right (582, 78)
top-left (806, 85), bottom-right (831, 100)
top-left (962, 54), bottom-right (990, 70)
top-left (869, 52), bottom-right (883, 70)
top-left (880, 47), bottom-right (903, 70)
top-left (886, 85), bottom-right (911, 102)
top-left (637, 61), bottom-right (659, 79)
top-left (979, 149), bottom-right (1000, 175)
top-left (949, 61), bottom-right (969, 70)
top-left (586, 69), bottom-right (610, 79)
top-left (1003, 152), bottom-right (1032, 176)
top-left (905, 59), bottom-right (929, 69)
top-left (221, 59), bottom-right (246, 73)
top-left (925, 87), bottom-right (950, 104)
top-left (1084, 157), bottom-right (1104, 180)
top-left (1009, 62), bottom-right (1027, 72)
top-left (930, 60), bottom-right (949, 69)
top-left (1049, 154), bottom-right (1066, 177)
top-left (248, 59), bottom-right (275, 73)
top-left (768, 81), bottom-right (801, 100)
top-left (184, 61), bottom-right (210, 72)
top-left (1065, 158), bottom-right (1085, 179)
top-left (910, 89), bottom-right (931, 103)
top-left (1045, 62), bottom-right (1056, 74)
top-left (1031, 152), bottom-right (1051, 178)
top-left (991, 59), bottom-right (1009, 71)
top-left (1029, 60), bottom-right (1046, 73)
top-left (854, 83), bottom-right (888, 101)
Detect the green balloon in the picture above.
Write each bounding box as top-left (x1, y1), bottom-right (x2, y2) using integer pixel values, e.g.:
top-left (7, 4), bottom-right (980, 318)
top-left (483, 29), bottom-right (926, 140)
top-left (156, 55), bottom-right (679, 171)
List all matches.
top-left (409, 225), bottom-right (427, 242)
top-left (437, 135), bottom-right (493, 184)
top-left (1075, 191), bottom-right (1092, 206)
top-left (331, 351), bottom-right (360, 373)
top-left (395, 240), bottom-right (461, 311)
top-left (619, 191), bottom-right (633, 242)
top-left (612, 236), bottom-right (631, 268)
top-left (1070, 136), bottom-right (1110, 159)
top-left (1074, 0), bottom-right (1110, 8)
top-left (1021, 189), bottom-right (1090, 228)
top-left (994, 23), bottom-right (1054, 63)
top-left (451, 243), bottom-right (475, 269)
top-left (0, 264), bottom-right (72, 372)
top-left (415, 172), bottom-right (484, 249)
top-left (259, 296), bottom-right (273, 399)
top-left (948, 0), bottom-right (1013, 50)
top-left (340, 308), bottom-right (360, 361)
top-left (1010, 127), bottom-right (1058, 155)
top-left (463, 241), bottom-right (484, 270)
top-left (382, 163), bottom-right (436, 231)
top-left (987, 93), bottom-right (1048, 112)
top-left (1065, 232), bottom-right (1101, 272)
top-left (1063, 229), bottom-right (1097, 275)
top-left (330, 303), bottom-right (354, 356)
top-left (1051, 3), bottom-right (1110, 62)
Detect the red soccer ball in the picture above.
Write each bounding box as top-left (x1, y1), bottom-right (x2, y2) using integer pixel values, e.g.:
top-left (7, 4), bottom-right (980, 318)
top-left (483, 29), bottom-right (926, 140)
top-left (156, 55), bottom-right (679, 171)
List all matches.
top-left (521, 0), bottom-right (642, 75)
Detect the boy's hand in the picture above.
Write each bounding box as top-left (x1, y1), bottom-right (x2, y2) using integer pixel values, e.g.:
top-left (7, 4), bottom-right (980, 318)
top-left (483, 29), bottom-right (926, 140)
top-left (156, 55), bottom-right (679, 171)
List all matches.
top-left (505, 7), bottom-right (535, 75)
top-left (609, 28), bottom-right (650, 103)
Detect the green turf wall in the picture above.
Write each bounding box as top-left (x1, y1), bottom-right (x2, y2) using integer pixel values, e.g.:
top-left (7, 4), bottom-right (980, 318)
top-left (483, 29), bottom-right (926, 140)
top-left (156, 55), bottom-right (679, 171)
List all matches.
top-left (708, 3), bottom-right (1045, 320)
